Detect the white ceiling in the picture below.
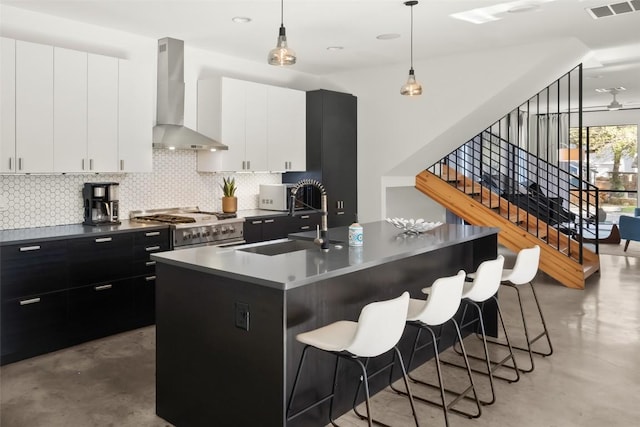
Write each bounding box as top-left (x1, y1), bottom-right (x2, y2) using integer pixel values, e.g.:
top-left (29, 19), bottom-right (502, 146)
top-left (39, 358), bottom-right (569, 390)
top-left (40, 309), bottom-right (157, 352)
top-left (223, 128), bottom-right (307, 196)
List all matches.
top-left (1, 0), bottom-right (639, 110)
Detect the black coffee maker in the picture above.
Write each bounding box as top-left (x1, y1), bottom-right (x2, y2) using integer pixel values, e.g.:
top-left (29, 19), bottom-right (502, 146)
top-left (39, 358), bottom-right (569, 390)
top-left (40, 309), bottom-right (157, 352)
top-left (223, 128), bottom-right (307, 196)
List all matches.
top-left (83, 182), bottom-right (120, 226)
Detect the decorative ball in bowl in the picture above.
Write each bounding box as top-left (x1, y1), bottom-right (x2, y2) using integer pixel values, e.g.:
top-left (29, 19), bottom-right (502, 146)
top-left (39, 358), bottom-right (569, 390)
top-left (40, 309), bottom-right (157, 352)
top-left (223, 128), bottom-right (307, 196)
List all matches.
top-left (385, 217), bottom-right (443, 235)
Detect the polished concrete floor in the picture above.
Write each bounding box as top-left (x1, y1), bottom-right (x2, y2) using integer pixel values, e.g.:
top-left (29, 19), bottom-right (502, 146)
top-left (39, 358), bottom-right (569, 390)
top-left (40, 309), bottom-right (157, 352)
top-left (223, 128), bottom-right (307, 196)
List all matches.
top-left (1, 250), bottom-right (639, 427)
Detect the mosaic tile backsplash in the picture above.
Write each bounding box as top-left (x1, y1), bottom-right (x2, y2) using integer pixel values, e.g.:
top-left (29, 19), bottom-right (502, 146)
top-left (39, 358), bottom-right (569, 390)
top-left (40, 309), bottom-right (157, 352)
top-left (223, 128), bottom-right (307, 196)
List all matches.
top-left (0, 150), bottom-right (280, 230)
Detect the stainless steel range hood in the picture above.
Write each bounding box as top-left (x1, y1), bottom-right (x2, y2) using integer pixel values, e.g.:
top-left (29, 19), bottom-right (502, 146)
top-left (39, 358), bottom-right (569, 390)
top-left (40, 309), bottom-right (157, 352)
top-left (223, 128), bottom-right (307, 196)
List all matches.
top-left (152, 37), bottom-right (227, 151)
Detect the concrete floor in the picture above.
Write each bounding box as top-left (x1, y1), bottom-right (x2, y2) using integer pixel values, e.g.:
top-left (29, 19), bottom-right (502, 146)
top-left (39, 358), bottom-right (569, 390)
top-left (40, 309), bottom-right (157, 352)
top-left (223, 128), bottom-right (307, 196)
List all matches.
top-left (1, 250), bottom-right (639, 427)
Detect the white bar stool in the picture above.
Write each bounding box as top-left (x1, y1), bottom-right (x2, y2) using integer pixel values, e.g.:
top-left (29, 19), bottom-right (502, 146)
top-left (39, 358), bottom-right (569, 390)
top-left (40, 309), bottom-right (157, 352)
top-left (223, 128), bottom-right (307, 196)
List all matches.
top-left (441, 255), bottom-right (520, 406)
top-left (390, 270), bottom-right (481, 427)
top-left (487, 245), bottom-right (553, 372)
top-left (286, 292), bottom-right (419, 427)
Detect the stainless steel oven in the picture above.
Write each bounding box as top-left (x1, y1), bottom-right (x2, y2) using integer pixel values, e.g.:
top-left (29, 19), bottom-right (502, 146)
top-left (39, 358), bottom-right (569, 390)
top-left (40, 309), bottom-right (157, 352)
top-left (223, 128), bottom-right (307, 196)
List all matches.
top-left (130, 207), bottom-right (245, 249)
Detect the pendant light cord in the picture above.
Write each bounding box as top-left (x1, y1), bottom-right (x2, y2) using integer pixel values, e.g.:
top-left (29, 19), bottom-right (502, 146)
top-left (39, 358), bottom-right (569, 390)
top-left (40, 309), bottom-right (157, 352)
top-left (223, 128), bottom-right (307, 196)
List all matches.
top-left (280, 0), bottom-right (284, 26)
top-left (410, 3), bottom-right (414, 70)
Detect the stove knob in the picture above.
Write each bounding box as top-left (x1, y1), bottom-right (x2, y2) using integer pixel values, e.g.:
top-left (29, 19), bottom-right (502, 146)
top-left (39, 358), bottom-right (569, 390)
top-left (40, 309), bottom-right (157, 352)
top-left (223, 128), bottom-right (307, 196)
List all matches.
top-left (212, 227), bottom-right (220, 235)
top-left (221, 226), bottom-right (229, 234)
top-left (183, 231), bottom-right (191, 240)
top-left (203, 230), bottom-right (211, 238)
top-left (228, 225), bottom-right (235, 233)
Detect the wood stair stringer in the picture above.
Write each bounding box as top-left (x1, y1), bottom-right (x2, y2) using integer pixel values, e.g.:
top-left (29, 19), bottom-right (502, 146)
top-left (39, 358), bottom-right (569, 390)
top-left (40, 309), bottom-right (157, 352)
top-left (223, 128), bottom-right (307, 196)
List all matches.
top-left (416, 170), bottom-right (599, 289)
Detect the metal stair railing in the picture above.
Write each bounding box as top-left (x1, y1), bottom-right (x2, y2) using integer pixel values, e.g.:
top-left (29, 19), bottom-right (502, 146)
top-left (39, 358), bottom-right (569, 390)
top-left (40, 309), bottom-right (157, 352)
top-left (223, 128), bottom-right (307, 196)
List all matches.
top-left (425, 64), bottom-right (599, 264)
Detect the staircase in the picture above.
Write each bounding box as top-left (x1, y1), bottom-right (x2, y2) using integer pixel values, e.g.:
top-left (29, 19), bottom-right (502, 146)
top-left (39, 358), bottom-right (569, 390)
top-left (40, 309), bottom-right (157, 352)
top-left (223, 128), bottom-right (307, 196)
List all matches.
top-left (415, 65), bottom-right (600, 289)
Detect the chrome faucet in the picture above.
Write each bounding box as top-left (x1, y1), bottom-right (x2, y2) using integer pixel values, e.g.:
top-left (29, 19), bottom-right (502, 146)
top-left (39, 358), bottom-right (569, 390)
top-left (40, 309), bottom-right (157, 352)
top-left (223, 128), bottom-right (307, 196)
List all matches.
top-left (289, 179), bottom-right (329, 252)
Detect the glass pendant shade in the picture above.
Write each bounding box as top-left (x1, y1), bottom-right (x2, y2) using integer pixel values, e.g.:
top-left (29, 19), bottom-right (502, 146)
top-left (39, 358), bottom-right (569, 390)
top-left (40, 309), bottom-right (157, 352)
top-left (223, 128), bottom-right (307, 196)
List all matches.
top-left (400, 68), bottom-right (422, 96)
top-left (268, 25), bottom-right (296, 66)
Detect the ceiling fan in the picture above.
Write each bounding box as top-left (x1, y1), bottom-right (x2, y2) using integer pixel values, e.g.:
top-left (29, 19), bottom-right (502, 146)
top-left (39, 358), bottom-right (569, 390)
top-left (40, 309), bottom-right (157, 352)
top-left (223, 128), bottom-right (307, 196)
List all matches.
top-left (582, 87), bottom-right (640, 111)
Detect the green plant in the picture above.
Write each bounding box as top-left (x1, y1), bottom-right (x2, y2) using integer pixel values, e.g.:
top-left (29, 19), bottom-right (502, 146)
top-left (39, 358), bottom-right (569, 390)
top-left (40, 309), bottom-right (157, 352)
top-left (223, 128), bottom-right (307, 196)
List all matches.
top-left (220, 176), bottom-right (237, 197)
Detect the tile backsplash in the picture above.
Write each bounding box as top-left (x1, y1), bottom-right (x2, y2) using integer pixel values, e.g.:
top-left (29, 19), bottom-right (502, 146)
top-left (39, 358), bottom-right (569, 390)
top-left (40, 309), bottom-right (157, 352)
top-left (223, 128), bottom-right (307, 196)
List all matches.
top-left (0, 150), bottom-right (280, 230)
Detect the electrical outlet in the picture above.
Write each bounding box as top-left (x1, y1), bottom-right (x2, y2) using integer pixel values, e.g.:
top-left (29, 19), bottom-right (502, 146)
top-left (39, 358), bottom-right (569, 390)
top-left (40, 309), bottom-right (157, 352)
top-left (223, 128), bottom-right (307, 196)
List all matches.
top-left (234, 302), bottom-right (250, 331)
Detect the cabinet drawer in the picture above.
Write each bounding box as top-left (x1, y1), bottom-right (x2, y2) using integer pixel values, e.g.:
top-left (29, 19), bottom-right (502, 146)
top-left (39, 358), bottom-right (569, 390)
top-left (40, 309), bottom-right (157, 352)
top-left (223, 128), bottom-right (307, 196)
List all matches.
top-left (133, 228), bottom-right (170, 246)
top-left (132, 274), bottom-right (156, 327)
top-left (132, 258), bottom-right (159, 277)
top-left (67, 233), bottom-right (133, 286)
top-left (133, 231), bottom-right (170, 260)
top-left (1, 290), bottom-right (68, 364)
top-left (68, 279), bottom-right (134, 340)
top-left (0, 240), bottom-right (68, 299)
top-left (290, 213), bottom-right (322, 234)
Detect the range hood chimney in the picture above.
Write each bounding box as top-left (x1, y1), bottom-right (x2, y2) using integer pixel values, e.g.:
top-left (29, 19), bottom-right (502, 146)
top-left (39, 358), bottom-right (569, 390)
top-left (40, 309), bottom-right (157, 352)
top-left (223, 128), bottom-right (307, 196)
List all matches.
top-left (152, 38), bottom-right (227, 151)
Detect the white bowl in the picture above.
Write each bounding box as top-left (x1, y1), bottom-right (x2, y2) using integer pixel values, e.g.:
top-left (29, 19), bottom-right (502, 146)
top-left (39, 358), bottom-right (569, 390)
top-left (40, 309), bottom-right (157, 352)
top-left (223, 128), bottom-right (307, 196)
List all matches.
top-left (385, 217), bottom-right (443, 234)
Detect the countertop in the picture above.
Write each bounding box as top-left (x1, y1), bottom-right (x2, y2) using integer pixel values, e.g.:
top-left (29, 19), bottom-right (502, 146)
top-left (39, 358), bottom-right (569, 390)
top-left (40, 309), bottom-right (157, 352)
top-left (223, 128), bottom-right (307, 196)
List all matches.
top-left (0, 220), bottom-right (169, 245)
top-left (151, 221), bottom-right (499, 290)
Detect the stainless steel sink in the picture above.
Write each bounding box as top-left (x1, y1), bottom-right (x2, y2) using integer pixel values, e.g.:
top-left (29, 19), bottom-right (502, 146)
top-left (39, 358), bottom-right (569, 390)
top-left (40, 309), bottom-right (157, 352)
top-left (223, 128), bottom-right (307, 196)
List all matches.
top-left (237, 239), bottom-right (343, 256)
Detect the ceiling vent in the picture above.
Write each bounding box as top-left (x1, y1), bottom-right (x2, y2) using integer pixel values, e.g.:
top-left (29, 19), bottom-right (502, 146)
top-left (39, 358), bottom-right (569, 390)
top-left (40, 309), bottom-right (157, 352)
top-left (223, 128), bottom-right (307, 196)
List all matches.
top-left (587, 1), bottom-right (640, 19)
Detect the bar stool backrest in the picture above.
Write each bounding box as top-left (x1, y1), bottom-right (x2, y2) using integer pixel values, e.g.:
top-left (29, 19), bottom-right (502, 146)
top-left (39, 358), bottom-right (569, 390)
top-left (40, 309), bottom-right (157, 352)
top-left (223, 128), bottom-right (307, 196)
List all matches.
top-left (417, 270), bottom-right (466, 326)
top-left (503, 245), bottom-right (540, 285)
top-left (463, 255), bottom-right (505, 302)
top-left (346, 292), bottom-right (410, 358)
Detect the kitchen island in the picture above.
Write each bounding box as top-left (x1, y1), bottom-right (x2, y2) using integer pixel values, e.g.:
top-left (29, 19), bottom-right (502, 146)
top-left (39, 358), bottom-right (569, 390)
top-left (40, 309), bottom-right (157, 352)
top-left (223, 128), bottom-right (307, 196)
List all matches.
top-left (152, 221), bottom-right (498, 427)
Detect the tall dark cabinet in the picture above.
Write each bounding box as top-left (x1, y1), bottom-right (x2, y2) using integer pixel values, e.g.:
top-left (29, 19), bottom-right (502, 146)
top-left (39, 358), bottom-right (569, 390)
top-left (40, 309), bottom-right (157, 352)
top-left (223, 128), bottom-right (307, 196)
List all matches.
top-left (284, 89), bottom-right (357, 228)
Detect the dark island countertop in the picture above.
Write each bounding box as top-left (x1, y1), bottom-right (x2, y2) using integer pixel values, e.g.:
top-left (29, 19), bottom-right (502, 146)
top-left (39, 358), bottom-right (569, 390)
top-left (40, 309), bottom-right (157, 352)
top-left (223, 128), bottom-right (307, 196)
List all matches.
top-left (0, 220), bottom-right (169, 246)
top-left (151, 221), bottom-right (499, 290)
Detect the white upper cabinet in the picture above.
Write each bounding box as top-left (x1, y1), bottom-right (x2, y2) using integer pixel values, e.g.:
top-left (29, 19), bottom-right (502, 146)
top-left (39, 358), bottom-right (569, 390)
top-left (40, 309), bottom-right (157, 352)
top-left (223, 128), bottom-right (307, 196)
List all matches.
top-left (15, 40), bottom-right (54, 173)
top-left (267, 85), bottom-right (306, 171)
top-left (243, 81), bottom-right (268, 171)
top-left (118, 60), bottom-right (152, 172)
top-left (87, 53), bottom-right (119, 172)
top-left (197, 77), bottom-right (305, 173)
top-left (198, 77), bottom-right (268, 172)
top-left (0, 37), bottom-right (16, 173)
top-left (53, 47), bottom-right (88, 173)
top-left (1, 37), bottom-right (152, 174)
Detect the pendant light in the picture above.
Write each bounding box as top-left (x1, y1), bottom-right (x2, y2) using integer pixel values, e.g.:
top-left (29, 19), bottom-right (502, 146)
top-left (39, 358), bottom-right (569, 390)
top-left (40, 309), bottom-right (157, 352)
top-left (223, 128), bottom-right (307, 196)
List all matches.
top-left (400, 0), bottom-right (422, 96)
top-left (268, 0), bottom-right (296, 66)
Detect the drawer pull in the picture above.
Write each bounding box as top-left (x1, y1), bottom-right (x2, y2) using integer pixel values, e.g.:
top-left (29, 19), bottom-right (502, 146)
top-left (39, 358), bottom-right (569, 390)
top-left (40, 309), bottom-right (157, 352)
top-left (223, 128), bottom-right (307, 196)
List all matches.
top-left (95, 237), bottom-right (112, 243)
top-left (145, 276), bottom-right (157, 282)
top-left (336, 211), bottom-right (345, 215)
top-left (146, 246), bottom-right (161, 252)
top-left (95, 284), bottom-right (113, 291)
top-left (20, 297), bottom-right (41, 306)
top-left (300, 215), bottom-right (310, 219)
top-left (251, 220), bottom-right (263, 225)
top-left (264, 219), bottom-right (275, 224)
top-left (145, 261), bottom-right (156, 267)
top-left (19, 245), bottom-right (41, 252)
top-left (145, 231), bottom-right (161, 237)
top-left (300, 226), bottom-right (311, 230)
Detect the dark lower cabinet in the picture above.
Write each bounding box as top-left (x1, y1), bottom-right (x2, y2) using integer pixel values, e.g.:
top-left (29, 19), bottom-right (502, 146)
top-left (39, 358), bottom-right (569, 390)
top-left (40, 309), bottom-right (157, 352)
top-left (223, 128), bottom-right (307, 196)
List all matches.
top-left (68, 279), bottom-right (135, 341)
top-left (0, 290), bottom-right (68, 365)
top-left (0, 227), bottom-right (170, 365)
top-left (132, 275), bottom-right (157, 327)
top-left (243, 213), bottom-right (322, 244)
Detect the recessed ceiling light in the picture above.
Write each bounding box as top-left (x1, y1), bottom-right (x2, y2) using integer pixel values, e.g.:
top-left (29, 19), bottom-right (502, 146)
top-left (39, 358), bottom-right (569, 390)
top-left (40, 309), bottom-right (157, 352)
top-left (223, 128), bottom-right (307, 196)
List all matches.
top-left (232, 16), bottom-right (252, 23)
top-left (376, 33), bottom-right (401, 40)
top-left (585, 74), bottom-right (604, 79)
top-left (326, 46), bottom-right (344, 51)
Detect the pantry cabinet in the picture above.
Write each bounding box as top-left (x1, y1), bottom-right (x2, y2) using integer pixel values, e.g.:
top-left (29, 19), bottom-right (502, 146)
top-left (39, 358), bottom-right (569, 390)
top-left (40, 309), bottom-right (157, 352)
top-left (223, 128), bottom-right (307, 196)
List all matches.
top-left (196, 77), bottom-right (305, 172)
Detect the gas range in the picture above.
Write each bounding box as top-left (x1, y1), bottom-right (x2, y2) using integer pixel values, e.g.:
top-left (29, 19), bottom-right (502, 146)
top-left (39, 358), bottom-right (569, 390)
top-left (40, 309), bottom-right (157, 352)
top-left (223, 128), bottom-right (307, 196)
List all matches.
top-left (130, 207), bottom-right (245, 249)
